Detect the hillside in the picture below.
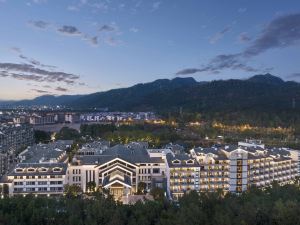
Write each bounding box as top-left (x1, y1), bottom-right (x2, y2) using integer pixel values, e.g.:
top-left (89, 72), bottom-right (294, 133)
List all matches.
top-left (2, 74), bottom-right (300, 114)
top-left (67, 74), bottom-right (300, 113)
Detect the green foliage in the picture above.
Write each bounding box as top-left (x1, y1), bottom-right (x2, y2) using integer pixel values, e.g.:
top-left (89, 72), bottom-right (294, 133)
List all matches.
top-left (56, 127), bottom-right (80, 140)
top-left (86, 181), bottom-right (96, 193)
top-left (137, 182), bottom-right (147, 194)
top-left (2, 184), bottom-right (300, 224)
top-left (150, 187), bottom-right (165, 201)
top-left (34, 130), bottom-right (51, 143)
top-left (80, 124), bottom-right (180, 147)
top-left (64, 184), bottom-right (82, 198)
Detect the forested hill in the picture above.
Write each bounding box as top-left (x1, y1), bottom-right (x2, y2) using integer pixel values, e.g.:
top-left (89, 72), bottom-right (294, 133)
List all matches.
top-left (68, 74), bottom-right (300, 113)
top-left (3, 74), bottom-right (300, 115)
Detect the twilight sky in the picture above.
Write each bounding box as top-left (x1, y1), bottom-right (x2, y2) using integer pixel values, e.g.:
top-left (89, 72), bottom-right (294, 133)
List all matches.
top-left (0, 0), bottom-right (300, 100)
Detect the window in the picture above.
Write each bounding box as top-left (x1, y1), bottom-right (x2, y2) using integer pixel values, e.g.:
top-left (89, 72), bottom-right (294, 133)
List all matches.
top-left (153, 168), bottom-right (160, 174)
top-left (172, 160), bottom-right (181, 164)
top-left (53, 167), bottom-right (62, 172)
top-left (26, 181), bottom-right (35, 185)
top-left (15, 168), bottom-right (23, 173)
top-left (39, 167), bottom-right (47, 172)
top-left (50, 181), bottom-right (62, 185)
top-left (27, 168), bottom-right (36, 172)
top-left (186, 159), bottom-right (194, 165)
top-left (38, 181), bottom-right (47, 185)
top-left (38, 187), bottom-right (48, 191)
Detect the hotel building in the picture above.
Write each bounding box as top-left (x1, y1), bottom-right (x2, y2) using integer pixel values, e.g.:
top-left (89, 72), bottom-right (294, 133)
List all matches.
top-left (1, 140), bottom-right (299, 200)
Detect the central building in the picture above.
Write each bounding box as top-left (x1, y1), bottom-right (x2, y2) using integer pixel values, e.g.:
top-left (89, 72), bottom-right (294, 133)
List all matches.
top-left (68, 144), bottom-right (167, 200)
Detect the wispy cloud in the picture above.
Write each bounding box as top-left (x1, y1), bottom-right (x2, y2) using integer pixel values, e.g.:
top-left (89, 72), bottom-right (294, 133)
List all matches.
top-left (99, 24), bottom-right (116, 32)
top-left (31, 89), bottom-right (51, 94)
top-left (177, 13), bottom-right (300, 75)
top-left (151, 1), bottom-right (161, 12)
top-left (243, 13), bottom-right (300, 57)
top-left (28, 20), bottom-right (99, 46)
top-left (28, 20), bottom-right (50, 29)
top-left (238, 8), bottom-right (247, 13)
top-left (67, 5), bottom-right (79, 11)
top-left (55, 87), bottom-right (68, 92)
top-left (0, 62), bottom-right (80, 85)
top-left (19, 54), bottom-right (56, 69)
top-left (32, 0), bottom-right (47, 4)
top-left (238, 32), bottom-right (251, 43)
top-left (57, 25), bottom-right (82, 36)
top-left (130, 27), bottom-right (139, 33)
top-left (209, 26), bottom-right (231, 44)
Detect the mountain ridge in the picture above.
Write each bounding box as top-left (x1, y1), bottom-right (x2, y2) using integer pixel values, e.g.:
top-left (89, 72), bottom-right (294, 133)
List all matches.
top-left (1, 74), bottom-right (300, 113)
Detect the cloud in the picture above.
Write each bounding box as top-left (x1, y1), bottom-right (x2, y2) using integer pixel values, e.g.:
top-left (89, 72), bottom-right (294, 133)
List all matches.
top-left (27, 20), bottom-right (120, 47)
top-left (67, 5), bottom-right (79, 11)
top-left (105, 37), bottom-right (121, 46)
top-left (130, 27), bottom-right (139, 33)
top-left (151, 1), bottom-right (161, 11)
top-left (177, 13), bottom-right (300, 75)
top-left (238, 32), bottom-right (251, 43)
top-left (28, 20), bottom-right (50, 29)
top-left (0, 62), bottom-right (80, 85)
top-left (176, 68), bottom-right (203, 75)
top-left (238, 8), bottom-right (247, 13)
top-left (31, 89), bottom-right (51, 94)
top-left (99, 24), bottom-right (116, 32)
top-left (19, 54), bottom-right (56, 69)
top-left (243, 13), bottom-right (300, 57)
top-left (57, 25), bottom-right (82, 36)
top-left (0, 71), bottom-right (9, 77)
top-left (10, 47), bottom-right (22, 54)
top-left (32, 0), bottom-right (47, 3)
top-left (10, 47), bottom-right (56, 69)
top-left (176, 54), bottom-right (259, 75)
top-left (55, 87), bottom-right (68, 92)
top-left (209, 26), bottom-right (231, 44)
top-left (89, 36), bottom-right (98, 46)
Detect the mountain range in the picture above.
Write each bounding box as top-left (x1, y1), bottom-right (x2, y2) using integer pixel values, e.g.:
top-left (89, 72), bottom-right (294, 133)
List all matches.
top-left (1, 74), bottom-right (300, 113)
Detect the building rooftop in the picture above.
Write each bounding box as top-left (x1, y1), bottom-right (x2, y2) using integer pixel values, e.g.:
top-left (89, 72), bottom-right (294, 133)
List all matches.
top-left (8, 162), bottom-right (68, 176)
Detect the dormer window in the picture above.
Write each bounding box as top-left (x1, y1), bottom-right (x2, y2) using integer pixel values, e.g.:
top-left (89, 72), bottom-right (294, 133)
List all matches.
top-left (27, 168), bottom-right (36, 172)
top-left (15, 168), bottom-right (24, 173)
top-left (53, 167), bottom-right (62, 172)
top-left (172, 160), bottom-right (181, 164)
top-left (39, 167), bottom-right (48, 172)
top-left (186, 159), bottom-right (194, 165)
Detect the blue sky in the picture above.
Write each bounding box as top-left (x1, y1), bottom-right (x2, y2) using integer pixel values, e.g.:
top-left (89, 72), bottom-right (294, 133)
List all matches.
top-left (0, 0), bottom-right (300, 99)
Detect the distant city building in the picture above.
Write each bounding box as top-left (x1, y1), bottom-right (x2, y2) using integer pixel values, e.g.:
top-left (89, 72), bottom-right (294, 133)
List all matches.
top-left (80, 112), bottom-right (157, 123)
top-left (0, 123), bottom-right (34, 152)
top-left (29, 114), bottom-right (56, 125)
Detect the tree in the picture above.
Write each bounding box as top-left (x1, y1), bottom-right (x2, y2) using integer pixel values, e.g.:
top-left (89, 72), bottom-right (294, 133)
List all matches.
top-left (86, 181), bottom-right (96, 193)
top-left (64, 184), bottom-right (82, 198)
top-left (137, 182), bottom-right (147, 194)
top-left (150, 187), bottom-right (165, 201)
top-left (56, 127), bottom-right (80, 140)
top-left (34, 130), bottom-right (51, 143)
top-left (2, 184), bottom-right (9, 197)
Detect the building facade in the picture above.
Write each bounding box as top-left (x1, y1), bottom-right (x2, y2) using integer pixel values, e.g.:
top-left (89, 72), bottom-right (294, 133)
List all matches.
top-left (1, 140), bottom-right (299, 200)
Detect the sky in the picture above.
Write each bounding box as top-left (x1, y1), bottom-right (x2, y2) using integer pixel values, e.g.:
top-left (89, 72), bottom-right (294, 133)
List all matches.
top-left (0, 0), bottom-right (300, 100)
